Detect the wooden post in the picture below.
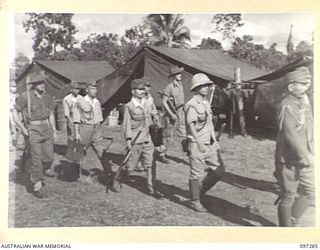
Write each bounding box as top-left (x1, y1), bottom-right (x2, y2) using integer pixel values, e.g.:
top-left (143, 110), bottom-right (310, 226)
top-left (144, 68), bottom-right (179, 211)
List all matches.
top-left (233, 67), bottom-right (247, 137)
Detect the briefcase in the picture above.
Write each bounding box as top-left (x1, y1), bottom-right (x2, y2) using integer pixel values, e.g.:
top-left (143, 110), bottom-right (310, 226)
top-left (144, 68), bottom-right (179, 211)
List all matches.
top-left (149, 123), bottom-right (163, 147)
top-left (65, 139), bottom-right (85, 164)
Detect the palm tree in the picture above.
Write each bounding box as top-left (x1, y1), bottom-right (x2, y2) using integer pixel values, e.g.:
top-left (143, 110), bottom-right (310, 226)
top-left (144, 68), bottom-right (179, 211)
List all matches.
top-left (144, 14), bottom-right (191, 48)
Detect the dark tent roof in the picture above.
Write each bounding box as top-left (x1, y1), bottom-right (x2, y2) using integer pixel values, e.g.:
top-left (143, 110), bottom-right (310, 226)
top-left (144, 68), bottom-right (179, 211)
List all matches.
top-left (149, 46), bottom-right (266, 81)
top-left (16, 60), bottom-right (114, 101)
top-left (251, 57), bottom-right (313, 126)
top-left (97, 45), bottom-right (267, 110)
top-left (36, 60), bottom-right (114, 82)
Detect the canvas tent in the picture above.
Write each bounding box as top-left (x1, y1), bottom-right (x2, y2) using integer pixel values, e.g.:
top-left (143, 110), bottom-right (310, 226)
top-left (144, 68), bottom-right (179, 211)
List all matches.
top-left (15, 60), bottom-right (114, 130)
top-left (97, 45), bottom-right (267, 114)
top-left (16, 60), bottom-right (114, 101)
top-left (250, 57), bottom-right (313, 126)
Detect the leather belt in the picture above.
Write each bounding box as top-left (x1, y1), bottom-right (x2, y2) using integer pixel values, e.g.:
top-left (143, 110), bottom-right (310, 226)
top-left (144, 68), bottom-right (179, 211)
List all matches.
top-left (29, 119), bottom-right (49, 125)
top-left (81, 123), bottom-right (101, 128)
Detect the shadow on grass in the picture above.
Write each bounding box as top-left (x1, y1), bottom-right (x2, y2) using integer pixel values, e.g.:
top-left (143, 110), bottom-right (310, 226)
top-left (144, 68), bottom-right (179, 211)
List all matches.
top-left (222, 172), bottom-right (279, 195)
top-left (121, 175), bottom-right (276, 226)
top-left (165, 154), bottom-right (189, 165)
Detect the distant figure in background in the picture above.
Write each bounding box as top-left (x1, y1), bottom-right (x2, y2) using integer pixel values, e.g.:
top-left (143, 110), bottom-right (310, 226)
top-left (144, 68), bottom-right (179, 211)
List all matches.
top-left (63, 81), bottom-right (80, 139)
top-left (185, 73), bottom-right (224, 212)
top-left (13, 72), bottom-right (57, 198)
top-left (274, 66), bottom-right (314, 227)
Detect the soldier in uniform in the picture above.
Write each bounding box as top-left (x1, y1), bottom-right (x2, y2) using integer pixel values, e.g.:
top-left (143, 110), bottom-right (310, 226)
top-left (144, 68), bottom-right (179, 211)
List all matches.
top-left (274, 67), bottom-right (314, 226)
top-left (143, 76), bottom-right (168, 163)
top-left (112, 78), bottom-right (162, 197)
top-left (162, 65), bottom-right (186, 138)
top-left (73, 81), bottom-right (106, 179)
top-left (63, 81), bottom-right (80, 139)
top-left (13, 72), bottom-right (57, 198)
top-left (185, 73), bottom-right (225, 212)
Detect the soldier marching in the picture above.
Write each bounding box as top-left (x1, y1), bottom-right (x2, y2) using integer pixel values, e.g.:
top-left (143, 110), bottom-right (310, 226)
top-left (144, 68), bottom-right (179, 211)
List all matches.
top-left (11, 65), bottom-right (314, 227)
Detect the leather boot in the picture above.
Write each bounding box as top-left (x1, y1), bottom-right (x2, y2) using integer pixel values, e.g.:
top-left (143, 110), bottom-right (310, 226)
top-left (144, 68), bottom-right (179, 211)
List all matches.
top-left (278, 203), bottom-right (293, 227)
top-left (146, 165), bottom-right (163, 198)
top-left (292, 195), bottom-right (312, 221)
top-left (112, 167), bottom-right (124, 193)
top-left (189, 179), bottom-right (207, 212)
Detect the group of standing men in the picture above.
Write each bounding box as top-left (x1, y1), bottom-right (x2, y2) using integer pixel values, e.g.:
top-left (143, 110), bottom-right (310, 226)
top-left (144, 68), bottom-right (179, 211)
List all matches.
top-left (12, 64), bottom-right (314, 226)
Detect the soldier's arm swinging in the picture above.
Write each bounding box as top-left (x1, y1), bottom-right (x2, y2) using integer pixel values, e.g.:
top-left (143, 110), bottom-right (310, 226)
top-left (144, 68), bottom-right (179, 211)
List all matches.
top-left (49, 111), bottom-right (57, 139)
top-left (13, 108), bottom-right (28, 137)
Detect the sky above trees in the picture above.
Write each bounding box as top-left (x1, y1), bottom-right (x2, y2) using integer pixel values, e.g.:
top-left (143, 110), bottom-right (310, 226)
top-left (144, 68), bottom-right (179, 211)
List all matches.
top-left (12, 13), bottom-right (314, 62)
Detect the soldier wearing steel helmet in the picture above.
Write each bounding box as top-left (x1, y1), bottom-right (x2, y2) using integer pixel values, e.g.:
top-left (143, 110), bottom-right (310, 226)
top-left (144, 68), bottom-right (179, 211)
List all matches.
top-left (274, 66), bottom-right (314, 226)
top-left (185, 73), bottom-right (225, 212)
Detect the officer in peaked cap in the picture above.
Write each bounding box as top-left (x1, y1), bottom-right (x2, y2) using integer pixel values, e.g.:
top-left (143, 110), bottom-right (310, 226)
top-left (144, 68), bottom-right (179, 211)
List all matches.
top-left (112, 78), bottom-right (163, 198)
top-left (13, 71), bottom-right (57, 198)
top-left (274, 66), bottom-right (314, 226)
top-left (73, 79), bottom-right (107, 182)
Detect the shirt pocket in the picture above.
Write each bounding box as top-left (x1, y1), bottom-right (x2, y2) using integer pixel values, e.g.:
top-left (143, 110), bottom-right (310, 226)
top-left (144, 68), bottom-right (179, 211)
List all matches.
top-left (130, 107), bottom-right (145, 122)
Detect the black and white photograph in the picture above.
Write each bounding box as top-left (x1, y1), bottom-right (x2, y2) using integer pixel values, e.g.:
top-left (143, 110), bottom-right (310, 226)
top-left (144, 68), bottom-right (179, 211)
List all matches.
top-left (8, 12), bottom-right (315, 229)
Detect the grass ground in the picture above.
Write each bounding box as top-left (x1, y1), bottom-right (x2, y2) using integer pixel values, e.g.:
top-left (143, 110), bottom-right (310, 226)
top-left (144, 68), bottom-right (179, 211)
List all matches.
top-left (8, 126), bottom-right (315, 227)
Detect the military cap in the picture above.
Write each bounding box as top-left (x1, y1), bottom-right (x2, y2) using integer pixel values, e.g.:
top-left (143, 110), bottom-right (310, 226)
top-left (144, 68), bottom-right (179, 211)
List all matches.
top-left (70, 80), bottom-right (79, 89)
top-left (286, 66), bottom-right (312, 84)
top-left (142, 76), bottom-right (152, 86)
top-left (190, 73), bottom-right (214, 91)
top-left (26, 72), bottom-right (47, 85)
top-left (131, 78), bottom-right (145, 89)
top-left (87, 80), bottom-right (98, 87)
top-left (168, 65), bottom-right (184, 78)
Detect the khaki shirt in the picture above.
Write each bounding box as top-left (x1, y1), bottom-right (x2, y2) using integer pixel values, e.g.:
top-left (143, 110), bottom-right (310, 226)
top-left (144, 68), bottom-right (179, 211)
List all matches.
top-left (73, 95), bottom-right (103, 125)
top-left (185, 95), bottom-right (216, 144)
top-left (123, 97), bottom-right (151, 144)
top-left (163, 81), bottom-right (185, 109)
top-left (275, 93), bottom-right (313, 167)
top-left (15, 90), bottom-right (54, 121)
top-left (144, 93), bottom-right (158, 126)
top-left (63, 93), bottom-right (80, 122)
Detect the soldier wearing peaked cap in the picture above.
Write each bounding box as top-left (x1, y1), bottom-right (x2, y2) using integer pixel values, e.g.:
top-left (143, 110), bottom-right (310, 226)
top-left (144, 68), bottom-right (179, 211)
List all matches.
top-left (73, 80), bottom-right (107, 181)
top-left (274, 66), bottom-right (314, 226)
top-left (13, 72), bottom-right (57, 198)
top-left (185, 73), bottom-right (225, 212)
top-left (112, 78), bottom-right (163, 198)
